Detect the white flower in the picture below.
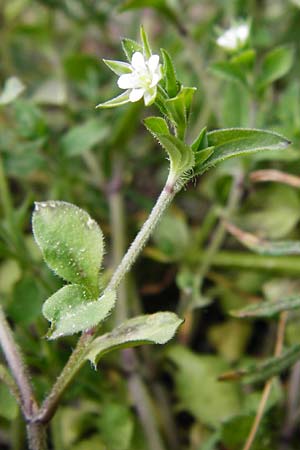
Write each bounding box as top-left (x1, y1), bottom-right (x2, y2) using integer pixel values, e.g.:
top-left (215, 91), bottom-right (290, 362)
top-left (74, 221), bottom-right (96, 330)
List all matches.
top-left (217, 23), bottom-right (250, 52)
top-left (117, 52), bottom-right (162, 106)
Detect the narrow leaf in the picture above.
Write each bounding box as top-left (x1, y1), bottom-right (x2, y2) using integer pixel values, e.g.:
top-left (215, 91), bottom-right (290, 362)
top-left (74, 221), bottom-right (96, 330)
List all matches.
top-left (231, 295), bottom-right (300, 318)
top-left (199, 128), bottom-right (290, 173)
top-left (86, 312), bottom-right (183, 366)
top-left (161, 48), bottom-right (178, 98)
top-left (45, 287), bottom-right (116, 339)
top-left (32, 201), bottom-right (104, 296)
top-left (225, 221), bottom-right (300, 255)
top-left (219, 345), bottom-right (300, 384)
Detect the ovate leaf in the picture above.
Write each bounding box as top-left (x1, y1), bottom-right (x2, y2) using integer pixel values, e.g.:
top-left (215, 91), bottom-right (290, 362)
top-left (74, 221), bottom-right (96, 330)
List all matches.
top-left (257, 45), bottom-right (294, 90)
top-left (43, 285), bottom-right (116, 339)
top-left (199, 128), bottom-right (290, 173)
top-left (32, 201), bottom-right (104, 296)
top-left (86, 312), bottom-right (183, 366)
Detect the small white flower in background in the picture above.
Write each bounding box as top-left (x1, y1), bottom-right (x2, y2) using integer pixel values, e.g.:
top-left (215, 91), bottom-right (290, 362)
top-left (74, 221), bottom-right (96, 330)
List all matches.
top-left (217, 22), bottom-right (250, 52)
top-left (117, 52), bottom-right (162, 105)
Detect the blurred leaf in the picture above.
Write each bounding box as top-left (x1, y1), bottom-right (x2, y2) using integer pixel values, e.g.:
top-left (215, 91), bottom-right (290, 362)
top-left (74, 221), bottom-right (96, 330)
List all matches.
top-left (8, 276), bottom-right (42, 325)
top-left (98, 403), bottom-right (134, 450)
top-left (87, 312), bottom-right (183, 366)
top-left (13, 100), bottom-right (47, 139)
top-left (167, 345), bottom-right (241, 427)
top-left (32, 201), bottom-right (104, 296)
top-left (32, 79), bottom-right (67, 105)
top-left (208, 320), bottom-right (251, 361)
top-left (200, 128), bottom-right (290, 173)
top-left (71, 436), bottom-right (106, 450)
top-left (231, 295), bottom-right (300, 318)
top-left (219, 344), bottom-right (300, 384)
top-left (0, 76), bottom-right (25, 105)
top-left (257, 45), bottom-right (294, 90)
top-left (226, 222), bottom-right (300, 255)
top-left (0, 260), bottom-right (21, 295)
top-left (43, 286), bottom-right (116, 339)
top-left (61, 118), bottom-right (109, 157)
top-left (0, 384), bottom-right (18, 420)
top-left (210, 61), bottom-right (248, 87)
top-left (152, 212), bottom-right (190, 260)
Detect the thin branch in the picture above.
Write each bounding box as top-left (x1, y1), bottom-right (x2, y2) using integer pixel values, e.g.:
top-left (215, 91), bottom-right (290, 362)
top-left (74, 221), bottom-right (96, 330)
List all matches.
top-left (0, 306), bottom-right (38, 419)
top-left (242, 311), bottom-right (288, 450)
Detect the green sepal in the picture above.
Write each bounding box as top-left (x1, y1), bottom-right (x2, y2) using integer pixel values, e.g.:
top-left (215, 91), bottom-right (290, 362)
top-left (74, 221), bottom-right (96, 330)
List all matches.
top-left (140, 25), bottom-right (152, 58)
top-left (161, 48), bottom-right (179, 98)
top-left (121, 38), bottom-right (143, 62)
top-left (43, 286), bottom-right (116, 339)
top-left (191, 126), bottom-right (208, 152)
top-left (86, 312), bottom-right (183, 367)
top-left (102, 59), bottom-right (132, 75)
top-left (96, 90), bottom-right (131, 109)
top-left (165, 87), bottom-right (197, 138)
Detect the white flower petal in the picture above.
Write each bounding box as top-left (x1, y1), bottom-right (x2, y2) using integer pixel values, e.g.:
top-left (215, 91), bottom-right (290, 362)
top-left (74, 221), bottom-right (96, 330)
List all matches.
top-left (148, 54), bottom-right (159, 73)
top-left (129, 88), bottom-right (145, 102)
top-left (237, 24), bottom-right (249, 41)
top-left (144, 87), bottom-right (156, 106)
top-left (118, 73), bottom-right (138, 89)
top-left (150, 71), bottom-right (162, 88)
top-left (131, 52), bottom-right (146, 71)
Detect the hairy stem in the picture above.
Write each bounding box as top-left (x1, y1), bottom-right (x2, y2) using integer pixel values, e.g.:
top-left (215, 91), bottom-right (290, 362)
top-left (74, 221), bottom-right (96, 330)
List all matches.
top-left (0, 307), bottom-right (37, 419)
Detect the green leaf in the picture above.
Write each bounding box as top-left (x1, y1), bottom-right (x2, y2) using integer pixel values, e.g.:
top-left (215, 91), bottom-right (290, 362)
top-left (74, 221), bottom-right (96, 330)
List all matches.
top-left (153, 212), bottom-right (190, 261)
top-left (161, 48), bottom-right (179, 98)
top-left (43, 286), bottom-right (116, 339)
top-left (32, 201), bottom-right (104, 296)
top-left (96, 90), bottom-right (131, 109)
top-left (257, 45), bottom-right (294, 90)
top-left (165, 87), bottom-right (196, 138)
top-left (140, 25), bottom-right (152, 58)
top-left (199, 128), bottom-right (290, 173)
top-left (210, 61), bottom-right (248, 87)
top-left (143, 116), bottom-right (170, 135)
top-left (98, 403), bottom-right (134, 450)
top-left (103, 59), bottom-right (132, 75)
top-left (121, 38), bottom-right (143, 62)
top-left (0, 383), bottom-right (18, 420)
top-left (61, 118), bottom-right (109, 157)
top-left (231, 295), bottom-right (300, 319)
top-left (191, 126), bottom-right (208, 152)
top-left (86, 312), bottom-right (183, 366)
top-left (167, 345), bottom-right (241, 427)
top-left (0, 76), bottom-right (25, 105)
top-left (226, 222), bottom-right (300, 255)
top-left (219, 344), bottom-right (300, 384)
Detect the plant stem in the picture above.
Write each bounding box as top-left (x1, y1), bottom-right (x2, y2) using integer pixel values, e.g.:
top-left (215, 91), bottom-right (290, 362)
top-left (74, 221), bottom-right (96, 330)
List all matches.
top-left (26, 423), bottom-right (47, 450)
top-left (242, 312), bottom-right (287, 450)
top-left (35, 175), bottom-right (178, 425)
top-left (0, 307), bottom-right (37, 419)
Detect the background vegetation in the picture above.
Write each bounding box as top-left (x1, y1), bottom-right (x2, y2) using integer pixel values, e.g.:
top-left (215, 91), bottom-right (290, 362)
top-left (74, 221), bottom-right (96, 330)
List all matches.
top-left (1, 0), bottom-right (300, 449)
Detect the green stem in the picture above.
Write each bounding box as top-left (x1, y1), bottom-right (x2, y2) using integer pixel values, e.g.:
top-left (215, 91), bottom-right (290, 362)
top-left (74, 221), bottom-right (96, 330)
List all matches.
top-left (35, 174), bottom-right (178, 425)
top-left (0, 307), bottom-right (37, 419)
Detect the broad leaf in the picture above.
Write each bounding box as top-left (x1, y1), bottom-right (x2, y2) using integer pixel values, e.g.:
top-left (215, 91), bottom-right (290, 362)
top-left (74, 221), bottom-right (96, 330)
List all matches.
top-left (231, 295), bottom-right (300, 319)
top-left (199, 128), bottom-right (290, 173)
top-left (86, 312), bottom-right (183, 366)
top-left (219, 344), bottom-right (300, 384)
top-left (257, 45), bottom-right (294, 90)
top-left (61, 118), bottom-right (109, 156)
top-left (43, 286), bottom-right (116, 339)
top-left (32, 201), bottom-right (104, 296)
